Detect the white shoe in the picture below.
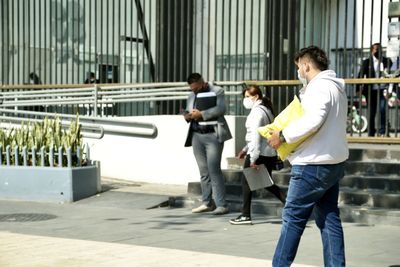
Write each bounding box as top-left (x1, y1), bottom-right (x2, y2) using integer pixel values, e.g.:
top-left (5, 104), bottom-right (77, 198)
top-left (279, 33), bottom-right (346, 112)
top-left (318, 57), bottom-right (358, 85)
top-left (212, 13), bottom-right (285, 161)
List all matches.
top-left (211, 206), bottom-right (229, 215)
top-left (191, 204), bottom-right (213, 213)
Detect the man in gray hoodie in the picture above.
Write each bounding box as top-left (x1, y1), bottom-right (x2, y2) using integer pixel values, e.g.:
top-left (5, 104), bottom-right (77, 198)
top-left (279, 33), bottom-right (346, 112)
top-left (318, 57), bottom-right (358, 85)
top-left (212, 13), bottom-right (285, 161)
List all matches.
top-left (269, 46), bottom-right (348, 267)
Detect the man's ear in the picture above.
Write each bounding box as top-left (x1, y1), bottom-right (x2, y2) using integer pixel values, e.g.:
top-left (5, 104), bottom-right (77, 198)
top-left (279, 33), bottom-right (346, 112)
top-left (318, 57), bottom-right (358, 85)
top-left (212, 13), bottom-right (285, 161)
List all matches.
top-left (304, 62), bottom-right (311, 72)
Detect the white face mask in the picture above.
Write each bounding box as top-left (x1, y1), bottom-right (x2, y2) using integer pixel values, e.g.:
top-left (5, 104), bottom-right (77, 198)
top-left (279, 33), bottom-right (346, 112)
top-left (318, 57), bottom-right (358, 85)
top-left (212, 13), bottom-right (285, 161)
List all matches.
top-left (243, 97), bottom-right (255, 109)
top-left (297, 69), bottom-right (308, 87)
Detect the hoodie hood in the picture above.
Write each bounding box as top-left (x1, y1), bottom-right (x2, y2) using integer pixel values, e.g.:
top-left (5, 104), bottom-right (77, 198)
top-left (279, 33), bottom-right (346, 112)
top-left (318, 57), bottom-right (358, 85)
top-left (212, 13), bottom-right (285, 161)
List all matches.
top-left (314, 70), bottom-right (345, 92)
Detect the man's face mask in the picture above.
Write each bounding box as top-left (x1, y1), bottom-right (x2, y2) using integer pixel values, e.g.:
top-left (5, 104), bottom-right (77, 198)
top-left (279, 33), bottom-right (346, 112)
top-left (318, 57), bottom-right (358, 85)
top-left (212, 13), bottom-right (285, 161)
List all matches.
top-left (297, 64), bottom-right (308, 87)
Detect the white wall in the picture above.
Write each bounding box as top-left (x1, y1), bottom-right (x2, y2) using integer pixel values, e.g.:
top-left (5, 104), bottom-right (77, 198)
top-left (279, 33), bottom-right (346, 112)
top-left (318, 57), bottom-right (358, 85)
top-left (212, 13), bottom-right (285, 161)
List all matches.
top-left (84, 115), bottom-right (246, 185)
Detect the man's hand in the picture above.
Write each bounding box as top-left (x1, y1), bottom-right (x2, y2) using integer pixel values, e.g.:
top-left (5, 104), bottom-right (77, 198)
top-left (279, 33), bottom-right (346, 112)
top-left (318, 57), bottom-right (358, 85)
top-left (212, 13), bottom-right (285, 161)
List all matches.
top-left (268, 130), bottom-right (283, 150)
top-left (190, 109), bottom-right (203, 120)
top-left (183, 111), bottom-right (192, 121)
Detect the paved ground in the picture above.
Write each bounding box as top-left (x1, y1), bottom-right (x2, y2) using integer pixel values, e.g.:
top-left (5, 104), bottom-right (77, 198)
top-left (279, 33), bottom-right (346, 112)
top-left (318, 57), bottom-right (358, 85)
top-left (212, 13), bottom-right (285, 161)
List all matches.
top-left (0, 178), bottom-right (399, 267)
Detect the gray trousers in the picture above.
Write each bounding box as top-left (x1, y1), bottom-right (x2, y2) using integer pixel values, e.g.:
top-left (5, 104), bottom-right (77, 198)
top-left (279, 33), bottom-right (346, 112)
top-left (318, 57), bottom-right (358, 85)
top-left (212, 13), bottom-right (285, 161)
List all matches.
top-left (192, 132), bottom-right (227, 208)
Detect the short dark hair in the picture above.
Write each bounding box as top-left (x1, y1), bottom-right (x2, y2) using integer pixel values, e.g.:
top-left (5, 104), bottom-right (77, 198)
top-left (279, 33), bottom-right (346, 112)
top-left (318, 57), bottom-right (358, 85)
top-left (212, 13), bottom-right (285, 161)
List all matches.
top-left (187, 73), bottom-right (203, 84)
top-left (294, 45), bottom-right (329, 71)
top-left (371, 43), bottom-right (381, 51)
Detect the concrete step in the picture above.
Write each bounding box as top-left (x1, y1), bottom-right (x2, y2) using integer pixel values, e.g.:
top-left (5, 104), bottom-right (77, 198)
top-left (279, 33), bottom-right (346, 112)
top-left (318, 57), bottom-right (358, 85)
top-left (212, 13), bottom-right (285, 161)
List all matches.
top-left (340, 175), bottom-right (400, 192)
top-left (188, 181), bottom-right (288, 201)
top-left (169, 195), bottom-right (400, 226)
top-left (338, 204), bottom-right (400, 226)
top-left (348, 148), bottom-right (400, 162)
top-left (170, 194), bottom-right (284, 218)
top-left (339, 188), bottom-right (400, 209)
top-left (272, 172), bottom-right (400, 193)
top-left (222, 168), bottom-right (291, 185)
top-left (345, 161), bottom-right (400, 176)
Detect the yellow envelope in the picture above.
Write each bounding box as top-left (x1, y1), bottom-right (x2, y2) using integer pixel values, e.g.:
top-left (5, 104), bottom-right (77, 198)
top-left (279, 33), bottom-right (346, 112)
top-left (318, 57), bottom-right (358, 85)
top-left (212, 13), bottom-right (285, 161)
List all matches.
top-left (258, 95), bottom-right (310, 160)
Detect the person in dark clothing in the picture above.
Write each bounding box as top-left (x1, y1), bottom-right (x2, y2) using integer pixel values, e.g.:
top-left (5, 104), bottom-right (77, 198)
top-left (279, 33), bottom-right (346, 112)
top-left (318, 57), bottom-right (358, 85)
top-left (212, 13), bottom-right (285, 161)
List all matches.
top-left (84, 72), bottom-right (100, 84)
top-left (358, 43), bottom-right (393, 136)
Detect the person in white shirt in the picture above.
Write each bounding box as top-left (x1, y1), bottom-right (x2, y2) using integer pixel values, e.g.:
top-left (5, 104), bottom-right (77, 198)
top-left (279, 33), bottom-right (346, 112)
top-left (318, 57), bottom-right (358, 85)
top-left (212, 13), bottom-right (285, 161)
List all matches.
top-left (269, 46), bottom-right (348, 267)
top-left (229, 85), bottom-right (286, 225)
top-left (358, 43), bottom-right (393, 136)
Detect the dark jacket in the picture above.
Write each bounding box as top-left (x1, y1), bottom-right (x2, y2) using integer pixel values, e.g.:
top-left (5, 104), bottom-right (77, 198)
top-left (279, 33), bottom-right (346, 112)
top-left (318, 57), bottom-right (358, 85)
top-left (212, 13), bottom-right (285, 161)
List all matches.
top-left (357, 56), bottom-right (393, 94)
top-left (184, 83), bottom-right (232, 147)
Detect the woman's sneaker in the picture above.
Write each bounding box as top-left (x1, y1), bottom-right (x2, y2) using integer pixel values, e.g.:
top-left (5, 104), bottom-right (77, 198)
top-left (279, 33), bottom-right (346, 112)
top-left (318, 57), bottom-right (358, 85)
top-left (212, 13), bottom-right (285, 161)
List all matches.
top-left (229, 215), bottom-right (252, 225)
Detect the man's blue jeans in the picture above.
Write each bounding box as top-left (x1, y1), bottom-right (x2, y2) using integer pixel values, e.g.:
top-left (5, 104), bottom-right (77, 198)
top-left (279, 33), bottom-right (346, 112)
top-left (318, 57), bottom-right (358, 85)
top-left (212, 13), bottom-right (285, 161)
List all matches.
top-left (192, 132), bottom-right (227, 208)
top-left (273, 162), bottom-right (346, 267)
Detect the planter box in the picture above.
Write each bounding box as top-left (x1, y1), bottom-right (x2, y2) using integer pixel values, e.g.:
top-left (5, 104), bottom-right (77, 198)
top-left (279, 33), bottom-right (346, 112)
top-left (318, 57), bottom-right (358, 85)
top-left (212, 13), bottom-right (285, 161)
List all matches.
top-left (0, 162), bottom-right (101, 203)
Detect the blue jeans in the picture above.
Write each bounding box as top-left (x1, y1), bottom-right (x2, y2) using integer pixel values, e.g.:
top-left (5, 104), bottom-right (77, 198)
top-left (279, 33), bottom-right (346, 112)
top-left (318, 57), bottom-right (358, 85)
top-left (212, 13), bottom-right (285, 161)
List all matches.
top-left (273, 162), bottom-right (346, 267)
top-left (192, 132), bottom-right (227, 207)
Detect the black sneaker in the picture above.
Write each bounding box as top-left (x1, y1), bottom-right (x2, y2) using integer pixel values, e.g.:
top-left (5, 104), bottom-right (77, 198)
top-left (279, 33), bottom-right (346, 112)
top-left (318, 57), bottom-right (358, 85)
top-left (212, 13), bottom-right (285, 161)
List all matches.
top-left (229, 215), bottom-right (252, 225)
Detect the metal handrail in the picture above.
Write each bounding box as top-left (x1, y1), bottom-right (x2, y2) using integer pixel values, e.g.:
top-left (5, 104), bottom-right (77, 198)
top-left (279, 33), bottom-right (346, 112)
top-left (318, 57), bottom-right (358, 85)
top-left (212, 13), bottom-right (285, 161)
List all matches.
top-left (0, 115), bottom-right (105, 139)
top-left (0, 109), bottom-right (157, 139)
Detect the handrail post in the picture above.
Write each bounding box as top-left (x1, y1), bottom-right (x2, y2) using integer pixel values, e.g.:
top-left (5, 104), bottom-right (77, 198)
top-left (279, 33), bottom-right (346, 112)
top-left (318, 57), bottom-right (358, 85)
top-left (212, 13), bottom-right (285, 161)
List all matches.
top-left (94, 85), bottom-right (98, 117)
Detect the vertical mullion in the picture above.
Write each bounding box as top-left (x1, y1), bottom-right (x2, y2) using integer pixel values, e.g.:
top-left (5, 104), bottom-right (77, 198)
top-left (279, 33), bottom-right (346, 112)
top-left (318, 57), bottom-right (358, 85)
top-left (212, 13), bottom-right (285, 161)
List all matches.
top-left (87, 0), bottom-right (91, 84)
top-left (149, 0), bottom-right (153, 83)
top-left (286, 0), bottom-right (292, 81)
top-left (39, 0), bottom-right (42, 83)
top-left (180, 0), bottom-right (184, 81)
top-left (303, 0), bottom-right (307, 47)
top-left (11, 0), bottom-right (14, 83)
top-left (200, 0), bottom-right (204, 74)
top-left (221, 0), bottom-right (225, 81)
top-left (257, 0), bottom-right (261, 80)
top-left (112, 0), bottom-right (116, 83)
top-left (68, 0), bottom-right (74, 83)
top-left (235, 0), bottom-right (239, 81)
top-left (27, 0), bottom-right (30, 84)
top-left (106, 0), bottom-right (109, 83)
top-left (66, 0), bottom-right (69, 84)
top-left (242, 0), bottom-right (246, 80)
top-left (352, 0), bottom-right (357, 78)
top-left (173, 0), bottom-right (178, 81)
top-left (263, 0), bottom-right (269, 80)
top-left (249, 0), bottom-right (254, 80)
top-left (124, 0), bottom-right (127, 83)
top-left (214, 0), bottom-right (218, 80)
top-left (227, 0), bottom-right (232, 81)
top-left (59, 1), bottom-right (62, 84)
top-left (130, 1), bottom-right (133, 83)
top-left (278, 1), bottom-right (283, 79)
top-left (18, 0), bottom-right (21, 83)
top-left (343, 0), bottom-right (348, 78)
top-left (33, 0), bottom-right (36, 83)
top-left (100, 0), bottom-right (104, 83)
top-left (50, 0), bottom-right (53, 83)
top-left (326, 0), bottom-right (331, 60)
top-left (44, 0), bottom-right (47, 83)
top-left (136, 0), bottom-right (139, 82)
top-left (207, 0), bottom-right (211, 79)
top-left (334, 0), bottom-right (339, 70)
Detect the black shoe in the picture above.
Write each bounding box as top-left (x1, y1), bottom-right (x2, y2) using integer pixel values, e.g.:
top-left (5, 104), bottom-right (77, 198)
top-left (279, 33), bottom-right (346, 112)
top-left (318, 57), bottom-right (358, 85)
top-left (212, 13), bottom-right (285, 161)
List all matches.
top-left (229, 215), bottom-right (252, 225)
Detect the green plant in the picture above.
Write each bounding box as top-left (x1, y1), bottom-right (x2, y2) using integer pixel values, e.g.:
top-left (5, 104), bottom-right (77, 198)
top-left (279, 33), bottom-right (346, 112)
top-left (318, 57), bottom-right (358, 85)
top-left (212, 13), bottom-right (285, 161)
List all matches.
top-left (0, 114), bottom-right (83, 167)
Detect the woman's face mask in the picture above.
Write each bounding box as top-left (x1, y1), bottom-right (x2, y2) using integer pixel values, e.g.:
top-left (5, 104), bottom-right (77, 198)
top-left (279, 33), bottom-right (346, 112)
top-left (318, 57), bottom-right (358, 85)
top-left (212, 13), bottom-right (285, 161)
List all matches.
top-left (243, 96), bottom-right (256, 109)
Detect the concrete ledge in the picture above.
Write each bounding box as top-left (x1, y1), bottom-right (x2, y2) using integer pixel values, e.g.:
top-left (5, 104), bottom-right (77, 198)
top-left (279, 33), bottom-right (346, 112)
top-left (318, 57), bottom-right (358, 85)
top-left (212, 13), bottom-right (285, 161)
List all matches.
top-left (347, 136), bottom-right (400, 144)
top-left (0, 163), bottom-right (100, 203)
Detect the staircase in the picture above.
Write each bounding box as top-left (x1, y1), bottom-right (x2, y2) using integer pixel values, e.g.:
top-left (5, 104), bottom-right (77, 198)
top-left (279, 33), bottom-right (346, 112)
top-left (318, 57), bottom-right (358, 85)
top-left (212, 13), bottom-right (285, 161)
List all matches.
top-left (181, 145), bottom-right (400, 225)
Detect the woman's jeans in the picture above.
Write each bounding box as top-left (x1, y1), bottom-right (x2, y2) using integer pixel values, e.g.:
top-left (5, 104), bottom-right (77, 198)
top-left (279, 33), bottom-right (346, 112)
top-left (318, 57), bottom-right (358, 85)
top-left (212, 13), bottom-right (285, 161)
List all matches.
top-left (273, 162), bottom-right (346, 267)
